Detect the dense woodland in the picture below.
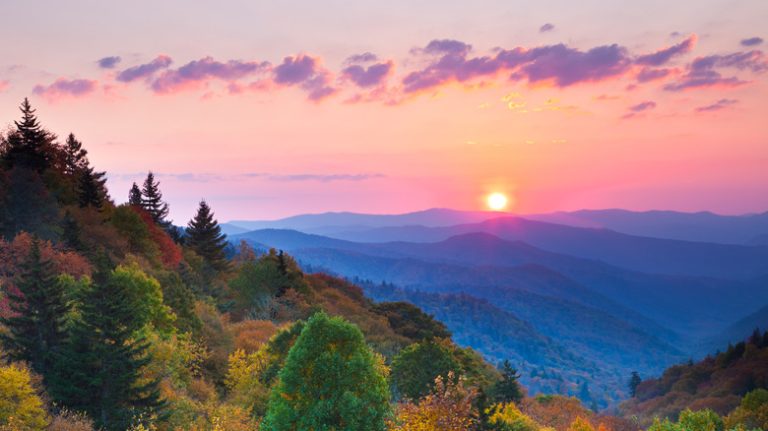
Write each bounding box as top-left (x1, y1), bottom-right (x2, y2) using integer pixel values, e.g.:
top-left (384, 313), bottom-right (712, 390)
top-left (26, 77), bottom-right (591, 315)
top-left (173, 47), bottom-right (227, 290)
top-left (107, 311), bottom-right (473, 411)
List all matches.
top-left (0, 99), bottom-right (766, 430)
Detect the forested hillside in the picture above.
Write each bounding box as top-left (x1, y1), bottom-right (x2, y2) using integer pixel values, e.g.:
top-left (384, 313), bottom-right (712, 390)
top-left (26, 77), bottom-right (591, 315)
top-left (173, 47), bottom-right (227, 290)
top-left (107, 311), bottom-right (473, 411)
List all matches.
top-left (620, 329), bottom-right (768, 427)
top-left (1, 99), bottom-right (766, 431)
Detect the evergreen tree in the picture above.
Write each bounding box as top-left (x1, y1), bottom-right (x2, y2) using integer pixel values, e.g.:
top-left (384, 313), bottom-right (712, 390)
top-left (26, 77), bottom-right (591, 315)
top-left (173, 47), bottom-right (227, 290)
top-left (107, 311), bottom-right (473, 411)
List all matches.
top-left (2, 99), bottom-right (55, 172)
top-left (141, 172), bottom-right (170, 227)
top-left (0, 238), bottom-right (69, 383)
top-left (186, 200), bottom-right (229, 271)
top-left (261, 312), bottom-right (390, 431)
top-left (629, 371), bottom-right (642, 397)
top-left (490, 360), bottom-right (524, 404)
top-left (128, 182), bottom-right (143, 206)
top-left (53, 261), bottom-right (163, 431)
top-left (78, 165), bottom-right (107, 208)
top-left (63, 133), bottom-right (88, 177)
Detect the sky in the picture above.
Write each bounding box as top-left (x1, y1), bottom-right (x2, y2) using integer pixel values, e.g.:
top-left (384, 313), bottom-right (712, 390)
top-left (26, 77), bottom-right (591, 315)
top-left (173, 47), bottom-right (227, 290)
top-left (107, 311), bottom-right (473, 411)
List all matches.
top-left (0, 0), bottom-right (766, 222)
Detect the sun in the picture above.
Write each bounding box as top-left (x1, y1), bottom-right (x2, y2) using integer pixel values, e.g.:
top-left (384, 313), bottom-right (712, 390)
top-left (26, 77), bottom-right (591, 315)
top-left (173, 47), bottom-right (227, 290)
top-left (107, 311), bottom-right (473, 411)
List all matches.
top-left (486, 192), bottom-right (509, 211)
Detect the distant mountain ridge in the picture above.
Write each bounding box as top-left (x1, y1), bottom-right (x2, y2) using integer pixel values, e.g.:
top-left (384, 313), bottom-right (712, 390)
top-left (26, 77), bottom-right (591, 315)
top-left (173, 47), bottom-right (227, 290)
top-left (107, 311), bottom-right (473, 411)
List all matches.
top-left (524, 209), bottom-right (768, 245)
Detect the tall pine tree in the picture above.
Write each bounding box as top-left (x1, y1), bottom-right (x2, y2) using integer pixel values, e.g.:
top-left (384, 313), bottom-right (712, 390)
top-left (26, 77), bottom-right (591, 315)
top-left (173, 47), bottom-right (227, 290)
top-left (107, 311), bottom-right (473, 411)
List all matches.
top-left (186, 200), bottom-right (229, 271)
top-left (0, 238), bottom-right (70, 383)
top-left (141, 172), bottom-right (170, 227)
top-left (54, 260), bottom-right (163, 431)
top-left (63, 133), bottom-right (88, 177)
top-left (128, 182), bottom-right (143, 206)
top-left (3, 98), bottom-right (55, 172)
top-left (78, 165), bottom-right (107, 208)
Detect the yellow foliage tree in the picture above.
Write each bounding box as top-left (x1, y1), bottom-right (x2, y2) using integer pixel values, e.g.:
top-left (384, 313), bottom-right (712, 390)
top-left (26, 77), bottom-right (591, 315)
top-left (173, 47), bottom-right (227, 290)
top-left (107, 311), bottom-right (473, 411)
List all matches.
top-left (0, 364), bottom-right (48, 431)
top-left (389, 372), bottom-right (476, 431)
top-left (487, 402), bottom-right (540, 431)
top-left (567, 417), bottom-right (596, 431)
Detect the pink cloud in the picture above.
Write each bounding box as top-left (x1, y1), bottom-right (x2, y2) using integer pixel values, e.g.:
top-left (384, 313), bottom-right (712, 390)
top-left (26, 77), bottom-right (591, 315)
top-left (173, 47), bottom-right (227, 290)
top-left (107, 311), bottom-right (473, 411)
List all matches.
top-left (0, 80), bottom-right (9, 92)
top-left (32, 78), bottom-right (98, 101)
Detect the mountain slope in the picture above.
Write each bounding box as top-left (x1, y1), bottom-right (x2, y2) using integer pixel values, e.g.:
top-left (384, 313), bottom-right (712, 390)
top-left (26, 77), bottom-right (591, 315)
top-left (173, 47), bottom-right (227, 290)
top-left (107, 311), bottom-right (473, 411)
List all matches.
top-left (620, 330), bottom-right (768, 425)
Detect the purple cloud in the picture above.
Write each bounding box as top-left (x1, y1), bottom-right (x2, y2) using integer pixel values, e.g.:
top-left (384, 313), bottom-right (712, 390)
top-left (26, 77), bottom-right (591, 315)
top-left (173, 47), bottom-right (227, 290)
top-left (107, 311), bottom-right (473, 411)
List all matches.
top-left (539, 23), bottom-right (555, 33)
top-left (695, 98), bottom-right (738, 112)
top-left (274, 55), bottom-right (317, 84)
top-left (150, 57), bottom-right (269, 93)
top-left (402, 39), bottom-right (633, 93)
top-left (635, 35), bottom-right (697, 66)
top-left (33, 78), bottom-right (98, 100)
top-left (98, 56), bottom-right (121, 69)
top-left (342, 61), bottom-right (393, 87)
top-left (117, 55), bottom-right (172, 82)
top-left (637, 67), bottom-right (672, 82)
top-left (664, 50), bottom-right (766, 91)
top-left (274, 55), bottom-right (337, 100)
top-left (422, 39), bottom-right (472, 56)
top-left (741, 37), bottom-right (764, 47)
top-left (520, 44), bottom-right (631, 86)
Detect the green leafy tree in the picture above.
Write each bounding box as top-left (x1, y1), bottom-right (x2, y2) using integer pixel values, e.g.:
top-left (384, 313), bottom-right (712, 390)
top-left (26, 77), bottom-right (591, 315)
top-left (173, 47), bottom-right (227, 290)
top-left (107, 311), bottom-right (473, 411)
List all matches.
top-left (53, 262), bottom-right (164, 431)
top-left (186, 200), bottom-right (229, 271)
top-left (0, 238), bottom-right (69, 382)
top-left (391, 339), bottom-right (460, 400)
top-left (261, 312), bottom-right (391, 431)
top-left (648, 409), bottom-right (724, 431)
top-left (141, 172), bottom-right (171, 227)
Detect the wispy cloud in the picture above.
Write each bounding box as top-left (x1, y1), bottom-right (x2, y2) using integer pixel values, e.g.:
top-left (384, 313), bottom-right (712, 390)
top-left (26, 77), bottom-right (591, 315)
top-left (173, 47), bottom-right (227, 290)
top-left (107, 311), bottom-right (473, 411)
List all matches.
top-left (695, 98), bottom-right (738, 112)
top-left (539, 23), bottom-right (555, 33)
top-left (622, 100), bottom-right (656, 119)
top-left (635, 35), bottom-right (697, 66)
top-left (110, 172), bottom-right (385, 183)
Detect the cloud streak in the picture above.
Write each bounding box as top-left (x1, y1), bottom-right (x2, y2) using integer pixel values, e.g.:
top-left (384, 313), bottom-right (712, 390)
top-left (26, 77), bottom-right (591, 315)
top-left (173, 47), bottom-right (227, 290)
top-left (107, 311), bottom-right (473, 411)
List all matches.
top-left (635, 35), bottom-right (697, 66)
top-left (695, 98), bottom-right (738, 112)
top-left (110, 172), bottom-right (385, 183)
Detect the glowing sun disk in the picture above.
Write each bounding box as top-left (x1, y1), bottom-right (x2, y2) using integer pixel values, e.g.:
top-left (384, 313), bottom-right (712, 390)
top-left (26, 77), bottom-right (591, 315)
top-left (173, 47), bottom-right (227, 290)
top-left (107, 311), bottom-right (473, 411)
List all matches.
top-left (487, 192), bottom-right (508, 211)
